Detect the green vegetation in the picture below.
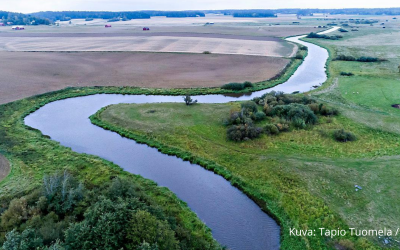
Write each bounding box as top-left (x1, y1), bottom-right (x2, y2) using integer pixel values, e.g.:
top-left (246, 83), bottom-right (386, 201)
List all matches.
top-left (183, 95), bottom-right (198, 106)
top-left (1, 172), bottom-right (215, 250)
top-left (232, 11), bottom-right (276, 18)
top-left (224, 92), bottom-right (340, 141)
top-left (90, 27), bottom-right (400, 247)
top-left (92, 97), bottom-right (399, 249)
top-left (31, 11), bottom-right (206, 22)
top-left (0, 11), bottom-right (50, 25)
top-left (340, 72), bottom-right (354, 76)
top-left (0, 88), bottom-right (225, 250)
top-left (335, 55), bottom-right (386, 62)
top-left (0, 54), bottom-right (308, 250)
top-left (221, 82), bottom-right (254, 90)
top-left (307, 32), bottom-right (343, 40)
top-left (1, 18), bottom-right (400, 250)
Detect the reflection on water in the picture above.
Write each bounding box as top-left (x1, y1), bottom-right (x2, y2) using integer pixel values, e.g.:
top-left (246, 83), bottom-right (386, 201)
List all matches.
top-left (222, 91), bottom-right (253, 98)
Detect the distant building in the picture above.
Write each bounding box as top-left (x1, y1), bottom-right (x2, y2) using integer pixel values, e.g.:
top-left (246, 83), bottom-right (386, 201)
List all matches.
top-left (7, 22), bottom-right (13, 25)
top-left (105, 24), bottom-right (112, 28)
top-left (12, 26), bottom-right (25, 30)
top-left (143, 27), bottom-right (150, 31)
top-left (0, 23), bottom-right (4, 26)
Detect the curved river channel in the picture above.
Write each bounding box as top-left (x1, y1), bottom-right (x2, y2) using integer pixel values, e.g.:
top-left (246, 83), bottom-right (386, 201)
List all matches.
top-left (25, 27), bottom-right (338, 250)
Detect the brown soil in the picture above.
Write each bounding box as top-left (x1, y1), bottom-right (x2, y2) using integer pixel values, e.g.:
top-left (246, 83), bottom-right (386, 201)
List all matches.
top-left (0, 32), bottom-right (282, 41)
top-left (0, 51), bottom-right (289, 105)
top-left (0, 154), bottom-right (10, 182)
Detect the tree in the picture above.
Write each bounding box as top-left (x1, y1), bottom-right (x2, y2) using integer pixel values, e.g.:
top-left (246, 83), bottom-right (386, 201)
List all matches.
top-left (2, 229), bottom-right (44, 250)
top-left (127, 210), bottom-right (178, 250)
top-left (183, 95), bottom-right (197, 106)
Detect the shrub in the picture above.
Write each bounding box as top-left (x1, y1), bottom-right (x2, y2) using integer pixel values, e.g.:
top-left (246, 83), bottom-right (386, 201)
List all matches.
top-left (307, 103), bottom-right (319, 114)
top-left (299, 45), bottom-right (308, 51)
top-left (254, 111), bottom-right (266, 121)
top-left (320, 105), bottom-right (339, 116)
top-left (243, 81), bottom-right (253, 88)
top-left (333, 129), bottom-right (357, 142)
top-left (224, 109), bottom-right (254, 126)
top-left (221, 82), bottom-right (245, 90)
top-left (295, 53), bottom-right (304, 59)
top-left (221, 82), bottom-right (253, 90)
top-left (336, 55), bottom-right (356, 61)
top-left (264, 124), bottom-right (279, 135)
top-left (292, 117), bottom-right (307, 129)
top-left (340, 72), bottom-right (354, 76)
top-left (241, 101), bottom-right (258, 113)
top-left (306, 32), bottom-right (342, 40)
top-left (271, 103), bottom-right (318, 125)
top-left (183, 95), bottom-right (197, 106)
top-left (336, 55), bottom-right (385, 62)
top-left (274, 122), bottom-right (290, 132)
top-left (227, 124), bottom-right (263, 141)
top-left (339, 28), bottom-right (348, 32)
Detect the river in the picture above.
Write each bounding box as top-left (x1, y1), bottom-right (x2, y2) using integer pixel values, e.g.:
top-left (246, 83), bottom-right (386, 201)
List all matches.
top-left (25, 27), bottom-right (338, 250)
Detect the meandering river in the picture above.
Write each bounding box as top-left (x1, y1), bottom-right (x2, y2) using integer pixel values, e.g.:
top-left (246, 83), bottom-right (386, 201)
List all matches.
top-left (25, 27), bottom-right (338, 250)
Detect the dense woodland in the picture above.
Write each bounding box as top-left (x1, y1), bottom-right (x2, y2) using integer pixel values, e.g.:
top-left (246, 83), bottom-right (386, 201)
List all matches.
top-left (24, 8), bottom-right (400, 24)
top-left (142, 11), bottom-right (205, 18)
top-left (31, 11), bottom-right (205, 22)
top-left (0, 11), bottom-right (50, 25)
top-left (31, 11), bottom-right (151, 21)
top-left (0, 172), bottom-right (222, 250)
top-left (214, 8), bottom-right (400, 16)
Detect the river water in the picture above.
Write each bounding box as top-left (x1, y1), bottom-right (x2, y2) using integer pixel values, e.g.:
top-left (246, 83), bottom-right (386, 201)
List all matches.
top-left (25, 27), bottom-right (338, 250)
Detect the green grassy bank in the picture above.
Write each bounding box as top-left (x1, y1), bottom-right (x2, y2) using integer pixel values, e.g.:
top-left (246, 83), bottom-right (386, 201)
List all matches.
top-left (89, 26), bottom-right (400, 249)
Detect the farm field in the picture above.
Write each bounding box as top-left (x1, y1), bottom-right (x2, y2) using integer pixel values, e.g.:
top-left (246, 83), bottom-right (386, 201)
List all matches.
top-left (0, 15), bottom-right (321, 104)
top-left (2, 11), bottom-right (400, 249)
top-left (0, 52), bottom-right (290, 104)
top-left (89, 23), bottom-right (400, 249)
top-left (0, 35), bottom-right (296, 57)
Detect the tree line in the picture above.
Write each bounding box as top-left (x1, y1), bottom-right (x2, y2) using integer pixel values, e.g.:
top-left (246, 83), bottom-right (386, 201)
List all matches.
top-left (0, 11), bottom-right (50, 25)
top-left (30, 11), bottom-right (206, 22)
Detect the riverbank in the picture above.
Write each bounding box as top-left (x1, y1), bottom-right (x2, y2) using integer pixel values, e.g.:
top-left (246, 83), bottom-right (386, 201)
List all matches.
top-left (0, 27), bottom-right (364, 250)
top-left (92, 100), bottom-right (400, 249)
top-left (0, 89), bottom-right (223, 249)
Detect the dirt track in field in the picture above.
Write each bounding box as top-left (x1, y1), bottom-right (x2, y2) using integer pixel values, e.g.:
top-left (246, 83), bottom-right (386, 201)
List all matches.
top-left (0, 154), bottom-right (10, 182)
top-left (0, 51), bottom-right (289, 104)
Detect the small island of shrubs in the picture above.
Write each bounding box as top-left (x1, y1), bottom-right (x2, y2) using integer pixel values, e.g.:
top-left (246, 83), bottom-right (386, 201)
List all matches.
top-left (306, 32), bottom-right (343, 40)
top-left (224, 91), bottom-right (356, 143)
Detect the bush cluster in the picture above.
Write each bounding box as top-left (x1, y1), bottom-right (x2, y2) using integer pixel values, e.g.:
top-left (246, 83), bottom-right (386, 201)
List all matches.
top-left (221, 82), bottom-right (254, 91)
top-left (271, 104), bottom-right (318, 128)
top-left (0, 172), bottom-right (222, 250)
top-left (340, 72), bottom-right (354, 76)
top-left (227, 124), bottom-right (263, 141)
top-left (306, 32), bottom-right (343, 40)
top-left (225, 92), bottom-right (341, 141)
top-left (225, 101), bottom-right (265, 141)
top-left (338, 28), bottom-right (349, 32)
top-left (333, 129), bottom-right (357, 142)
top-left (336, 55), bottom-right (386, 62)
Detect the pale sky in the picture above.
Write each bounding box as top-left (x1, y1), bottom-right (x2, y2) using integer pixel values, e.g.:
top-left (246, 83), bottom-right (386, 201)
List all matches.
top-left (1, 0), bottom-right (399, 14)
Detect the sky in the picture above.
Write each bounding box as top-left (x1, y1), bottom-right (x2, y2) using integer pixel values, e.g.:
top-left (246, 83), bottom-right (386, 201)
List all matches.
top-left (1, 0), bottom-right (400, 14)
